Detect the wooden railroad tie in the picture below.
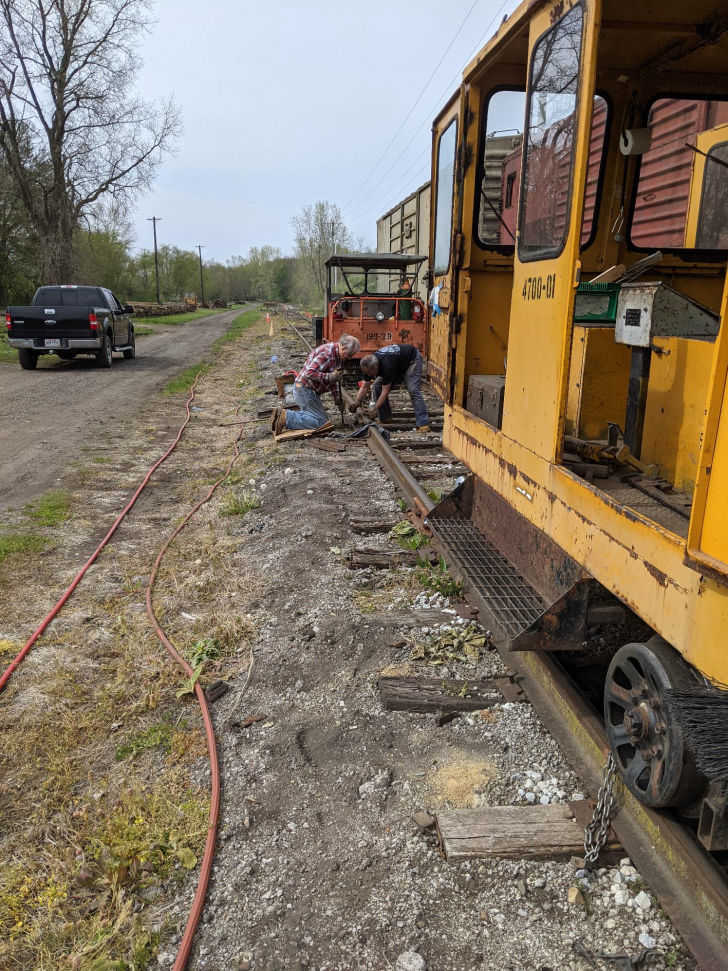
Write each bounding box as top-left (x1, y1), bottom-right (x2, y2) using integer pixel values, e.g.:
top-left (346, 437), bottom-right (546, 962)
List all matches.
top-left (436, 801), bottom-right (621, 862)
top-left (378, 675), bottom-right (525, 713)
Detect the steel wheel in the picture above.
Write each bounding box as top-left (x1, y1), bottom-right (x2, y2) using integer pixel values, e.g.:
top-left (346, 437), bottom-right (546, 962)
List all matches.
top-left (604, 637), bottom-right (705, 808)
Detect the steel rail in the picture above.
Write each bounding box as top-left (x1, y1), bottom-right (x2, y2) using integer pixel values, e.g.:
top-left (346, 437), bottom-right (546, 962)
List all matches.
top-left (367, 426), bottom-right (435, 521)
top-left (366, 422), bottom-right (728, 971)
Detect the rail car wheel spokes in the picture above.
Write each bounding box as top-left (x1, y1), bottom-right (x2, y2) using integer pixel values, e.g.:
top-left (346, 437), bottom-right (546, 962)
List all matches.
top-left (604, 638), bottom-right (705, 809)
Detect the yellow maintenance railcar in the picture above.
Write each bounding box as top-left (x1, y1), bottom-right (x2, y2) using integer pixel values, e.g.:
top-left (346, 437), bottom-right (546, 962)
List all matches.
top-left (425, 0), bottom-right (728, 825)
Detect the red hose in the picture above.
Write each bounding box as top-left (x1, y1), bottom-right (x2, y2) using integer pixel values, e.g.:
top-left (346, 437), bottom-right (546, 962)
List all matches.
top-left (0, 372), bottom-right (243, 969)
top-left (145, 430), bottom-right (244, 971)
top-left (0, 376), bottom-right (202, 693)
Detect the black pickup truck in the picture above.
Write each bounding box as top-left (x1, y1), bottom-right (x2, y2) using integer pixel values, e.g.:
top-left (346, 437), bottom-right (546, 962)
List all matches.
top-left (5, 285), bottom-right (136, 369)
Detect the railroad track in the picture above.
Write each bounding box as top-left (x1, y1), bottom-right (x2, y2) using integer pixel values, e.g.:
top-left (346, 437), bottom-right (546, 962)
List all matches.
top-left (280, 310), bottom-right (728, 971)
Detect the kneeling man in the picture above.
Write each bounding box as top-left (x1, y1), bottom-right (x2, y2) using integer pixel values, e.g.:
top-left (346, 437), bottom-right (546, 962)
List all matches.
top-left (272, 334), bottom-right (360, 435)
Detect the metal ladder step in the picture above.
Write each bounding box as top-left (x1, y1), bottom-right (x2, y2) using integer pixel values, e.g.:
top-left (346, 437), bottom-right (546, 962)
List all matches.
top-left (428, 516), bottom-right (547, 641)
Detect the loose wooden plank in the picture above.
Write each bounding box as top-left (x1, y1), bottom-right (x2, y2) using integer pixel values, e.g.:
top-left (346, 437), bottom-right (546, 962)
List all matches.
top-left (274, 421), bottom-right (335, 442)
top-left (349, 517), bottom-right (400, 533)
top-left (347, 549), bottom-right (419, 569)
top-left (437, 801), bottom-right (621, 861)
top-left (379, 675), bottom-right (503, 713)
top-left (359, 609), bottom-right (457, 626)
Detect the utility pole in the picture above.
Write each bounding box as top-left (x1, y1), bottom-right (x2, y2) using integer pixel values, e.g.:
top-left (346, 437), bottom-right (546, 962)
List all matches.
top-left (147, 216), bottom-right (161, 304)
top-left (197, 244), bottom-right (206, 305)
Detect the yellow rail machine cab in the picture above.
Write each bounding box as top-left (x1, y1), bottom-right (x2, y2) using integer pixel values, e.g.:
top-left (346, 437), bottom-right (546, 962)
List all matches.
top-left (425, 0), bottom-right (728, 829)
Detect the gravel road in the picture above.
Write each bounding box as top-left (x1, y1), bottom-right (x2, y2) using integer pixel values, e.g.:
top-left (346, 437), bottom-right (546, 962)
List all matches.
top-left (0, 308), bottom-right (247, 511)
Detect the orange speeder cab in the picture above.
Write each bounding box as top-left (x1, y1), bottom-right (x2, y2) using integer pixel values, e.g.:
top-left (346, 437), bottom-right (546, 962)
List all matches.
top-left (321, 253), bottom-right (427, 360)
top-left (424, 0), bottom-right (728, 880)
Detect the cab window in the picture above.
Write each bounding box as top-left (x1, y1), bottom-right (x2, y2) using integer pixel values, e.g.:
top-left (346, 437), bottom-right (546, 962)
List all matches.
top-left (433, 120), bottom-right (458, 275)
top-left (518, 4), bottom-right (584, 262)
top-left (630, 98), bottom-right (728, 251)
top-left (696, 142), bottom-right (728, 249)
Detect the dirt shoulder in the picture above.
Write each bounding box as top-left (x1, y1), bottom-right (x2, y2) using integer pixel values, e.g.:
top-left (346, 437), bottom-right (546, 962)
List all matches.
top-left (0, 315), bottom-right (694, 971)
top-left (0, 307), bottom-right (248, 511)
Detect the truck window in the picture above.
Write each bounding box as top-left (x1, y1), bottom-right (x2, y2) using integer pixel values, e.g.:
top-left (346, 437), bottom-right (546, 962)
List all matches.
top-left (433, 119), bottom-right (457, 276)
top-left (518, 3), bottom-right (584, 262)
top-left (34, 286), bottom-right (104, 307)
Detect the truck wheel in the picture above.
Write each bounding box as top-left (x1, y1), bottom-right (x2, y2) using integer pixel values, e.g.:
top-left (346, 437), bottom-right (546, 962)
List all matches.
top-left (123, 330), bottom-right (136, 359)
top-left (18, 348), bottom-right (38, 370)
top-left (96, 332), bottom-right (113, 368)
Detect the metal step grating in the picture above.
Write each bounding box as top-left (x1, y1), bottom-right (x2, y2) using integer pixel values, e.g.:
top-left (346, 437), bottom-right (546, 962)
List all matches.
top-left (428, 517), bottom-right (547, 640)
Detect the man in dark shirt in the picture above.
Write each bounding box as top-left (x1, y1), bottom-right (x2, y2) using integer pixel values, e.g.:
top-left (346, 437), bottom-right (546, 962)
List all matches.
top-left (352, 343), bottom-right (430, 431)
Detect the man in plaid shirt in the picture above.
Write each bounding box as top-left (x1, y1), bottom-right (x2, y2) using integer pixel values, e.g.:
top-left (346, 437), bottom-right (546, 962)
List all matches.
top-left (272, 334), bottom-right (360, 434)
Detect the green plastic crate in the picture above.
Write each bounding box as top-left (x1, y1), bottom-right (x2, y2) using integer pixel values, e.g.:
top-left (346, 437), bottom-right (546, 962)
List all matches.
top-left (573, 282), bottom-right (621, 324)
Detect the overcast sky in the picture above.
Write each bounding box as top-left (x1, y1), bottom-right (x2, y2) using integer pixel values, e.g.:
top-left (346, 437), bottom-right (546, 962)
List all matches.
top-left (130, 0), bottom-right (519, 263)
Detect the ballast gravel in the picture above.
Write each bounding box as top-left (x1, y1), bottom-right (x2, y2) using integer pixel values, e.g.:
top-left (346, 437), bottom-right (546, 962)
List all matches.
top-left (156, 338), bottom-right (695, 971)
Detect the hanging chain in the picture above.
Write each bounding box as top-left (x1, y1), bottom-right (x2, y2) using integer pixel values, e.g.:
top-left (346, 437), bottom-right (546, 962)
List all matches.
top-left (584, 753), bottom-right (617, 868)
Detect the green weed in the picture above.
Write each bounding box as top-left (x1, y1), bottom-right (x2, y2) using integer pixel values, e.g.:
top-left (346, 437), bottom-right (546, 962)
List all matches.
top-left (24, 489), bottom-right (71, 527)
top-left (220, 488), bottom-right (260, 517)
top-left (115, 721), bottom-right (173, 762)
top-left (187, 637), bottom-right (220, 667)
top-left (417, 556), bottom-right (463, 598)
top-left (426, 488), bottom-right (443, 503)
top-left (389, 520), bottom-right (428, 551)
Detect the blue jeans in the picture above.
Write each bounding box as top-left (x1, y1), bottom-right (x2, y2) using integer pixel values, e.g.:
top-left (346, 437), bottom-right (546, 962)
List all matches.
top-left (285, 383), bottom-right (330, 430)
top-left (374, 351), bottom-right (429, 427)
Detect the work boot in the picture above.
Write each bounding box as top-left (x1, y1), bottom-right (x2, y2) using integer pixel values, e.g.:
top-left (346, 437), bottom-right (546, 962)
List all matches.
top-left (274, 409), bottom-right (287, 435)
top-left (416, 424), bottom-right (431, 434)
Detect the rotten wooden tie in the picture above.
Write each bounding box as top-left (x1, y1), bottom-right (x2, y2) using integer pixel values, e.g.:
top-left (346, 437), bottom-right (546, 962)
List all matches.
top-left (378, 675), bottom-right (525, 713)
top-left (437, 801), bottom-right (621, 861)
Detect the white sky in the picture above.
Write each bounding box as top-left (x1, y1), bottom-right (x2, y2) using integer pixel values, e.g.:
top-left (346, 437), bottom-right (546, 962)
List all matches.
top-left (130, 0), bottom-right (520, 262)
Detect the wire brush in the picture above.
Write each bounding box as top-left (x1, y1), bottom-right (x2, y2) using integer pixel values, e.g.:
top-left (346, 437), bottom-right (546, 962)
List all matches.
top-left (665, 687), bottom-right (728, 781)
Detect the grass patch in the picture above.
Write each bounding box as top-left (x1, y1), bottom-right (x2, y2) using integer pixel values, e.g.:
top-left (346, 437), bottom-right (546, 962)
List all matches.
top-left (115, 721), bottom-right (174, 761)
top-left (417, 556), bottom-right (463, 599)
top-left (0, 333), bottom-right (17, 364)
top-left (0, 532), bottom-right (47, 564)
top-left (213, 309), bottom-right (261, 351)
top-left (133, 308), bottom-right (228, 327)
top-left (220, 488), bottom-right (261, 517)
top-left (163, 362), bottom-right (210, 395)
top-left (24, 488), bottom-right (71, 527)
top-left (162, 310), bottom-right (262, 395)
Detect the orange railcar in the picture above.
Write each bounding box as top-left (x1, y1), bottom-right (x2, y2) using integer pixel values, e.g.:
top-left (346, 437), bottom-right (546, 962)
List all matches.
top-left (321, 253), bottom-right (427, 358)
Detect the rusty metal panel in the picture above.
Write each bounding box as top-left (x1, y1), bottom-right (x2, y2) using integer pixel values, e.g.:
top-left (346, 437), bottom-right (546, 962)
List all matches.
top-left (631, 99), bottom-right (708, 249)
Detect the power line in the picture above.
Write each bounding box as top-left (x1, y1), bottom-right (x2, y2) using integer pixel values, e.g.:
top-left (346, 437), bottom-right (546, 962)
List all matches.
top-left (342, 0), bottom-right (483, 212)
top-left (343, 0), bottom-right (515, 229)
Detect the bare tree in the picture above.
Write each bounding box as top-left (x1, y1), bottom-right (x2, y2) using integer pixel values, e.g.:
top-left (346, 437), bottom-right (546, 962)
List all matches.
top-left (0, 0), bottom-right (180, 281)
top-left (292, 201), bottom-right (352, 302)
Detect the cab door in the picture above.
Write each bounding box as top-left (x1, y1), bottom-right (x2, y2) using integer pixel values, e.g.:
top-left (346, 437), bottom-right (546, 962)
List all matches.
top-left (688, 273), bottom-right (728, 578)
top-left (428, 96), bottom-right (460, 402)
top-left (501, 0), bottom-right (601, 461)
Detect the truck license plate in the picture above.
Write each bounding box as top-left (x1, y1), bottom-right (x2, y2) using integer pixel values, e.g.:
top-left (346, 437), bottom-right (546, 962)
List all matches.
top-left (45, 338), bottom-right (61, 348)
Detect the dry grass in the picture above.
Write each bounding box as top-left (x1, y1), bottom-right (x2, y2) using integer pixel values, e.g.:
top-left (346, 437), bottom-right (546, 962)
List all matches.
top-left (0, 312), bottom-right (268, 969)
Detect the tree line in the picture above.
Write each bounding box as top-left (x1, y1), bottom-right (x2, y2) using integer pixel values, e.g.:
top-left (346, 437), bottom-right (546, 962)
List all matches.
top-left (0, 200), bottom-right (360, 307)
